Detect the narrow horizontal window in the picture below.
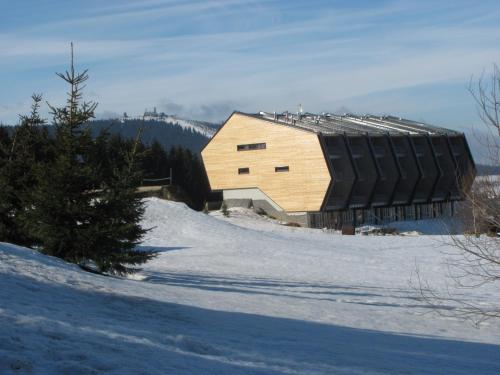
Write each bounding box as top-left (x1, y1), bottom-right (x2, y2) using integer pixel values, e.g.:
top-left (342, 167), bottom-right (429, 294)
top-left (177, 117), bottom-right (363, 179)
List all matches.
top-left (275, 166), bottom-right (289, 172)
top-left (238, 167), bottom-right (250, 174)
top-left (237, 143), bottom-right (266, 151)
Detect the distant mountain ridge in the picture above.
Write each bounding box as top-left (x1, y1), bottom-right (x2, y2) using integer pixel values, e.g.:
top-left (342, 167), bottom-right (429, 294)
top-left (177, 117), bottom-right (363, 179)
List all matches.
top-left (123, 108), bottom-right (220, 138)
top-left (87, 118), bottom-right (218, 152)
top-left (142, 115), bottom-right (219, 138)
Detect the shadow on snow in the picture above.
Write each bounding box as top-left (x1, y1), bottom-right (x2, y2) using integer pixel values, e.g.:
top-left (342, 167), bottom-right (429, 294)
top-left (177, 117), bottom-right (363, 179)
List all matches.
top-left (136, 245), bottom-right (191, 253)
top-left (1, 271), bottom-right (499, 374)
top-left (142, 271), bottom-right (454, 310)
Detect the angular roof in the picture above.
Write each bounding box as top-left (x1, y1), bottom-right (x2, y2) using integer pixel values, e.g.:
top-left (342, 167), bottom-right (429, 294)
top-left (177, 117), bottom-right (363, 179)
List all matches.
top-left (241, 111), bottom-right (461, 136)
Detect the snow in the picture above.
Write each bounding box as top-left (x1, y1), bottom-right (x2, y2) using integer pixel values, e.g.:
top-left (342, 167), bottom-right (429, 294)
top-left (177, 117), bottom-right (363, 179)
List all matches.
top-left (161, 115), bottom-right (217, 137)
top-left (141, 115), bottom-right (217, 137)
top-left (1, 198), bottom-right (500, 374)
top-left (128, 113), bottom-right (219, 137)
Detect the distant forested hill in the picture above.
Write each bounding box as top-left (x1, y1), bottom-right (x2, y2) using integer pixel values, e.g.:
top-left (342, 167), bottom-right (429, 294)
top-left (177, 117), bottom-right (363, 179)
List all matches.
top-left (1, 119), bottom-right (215, 152)
top-left (87, 119), bottom-right (213, 152)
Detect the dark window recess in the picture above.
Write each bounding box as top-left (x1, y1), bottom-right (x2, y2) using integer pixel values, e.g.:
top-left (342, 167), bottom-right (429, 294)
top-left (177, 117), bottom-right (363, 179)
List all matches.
top-left (237, 143), bottom-right (266, 151)
top-left (275, 166), bottom-right (289, 172)
top-left (238, 167), bottom-right (249, 174)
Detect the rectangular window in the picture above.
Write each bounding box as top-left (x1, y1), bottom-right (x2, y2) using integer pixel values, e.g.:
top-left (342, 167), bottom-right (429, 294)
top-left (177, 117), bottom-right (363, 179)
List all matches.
top-left (237, 143), bottom-right (266, 151)
top-left (275, 166), bottom-right (289, 172)
top-left (238, 167), bottom-right (249, 174)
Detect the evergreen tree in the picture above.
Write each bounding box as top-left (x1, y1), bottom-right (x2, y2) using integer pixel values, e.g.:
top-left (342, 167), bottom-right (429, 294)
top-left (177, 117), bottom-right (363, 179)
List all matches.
top-left (85, 127), bottom-right (154, 274)
top-left (139, 142), bottom-right (211, 210)
top-left (142, 140), bottom-right (169, 182)
top-left (0, 128), bottom-right (13, 241)
top-left (27, 47), bottom-right (154, 275)
top-left (0, 95), bottom-right (49, 246)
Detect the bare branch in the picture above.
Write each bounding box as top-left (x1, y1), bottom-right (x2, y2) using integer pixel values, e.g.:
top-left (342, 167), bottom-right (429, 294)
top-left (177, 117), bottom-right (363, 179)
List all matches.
top-left (414, 64), bottom-right (500, 325)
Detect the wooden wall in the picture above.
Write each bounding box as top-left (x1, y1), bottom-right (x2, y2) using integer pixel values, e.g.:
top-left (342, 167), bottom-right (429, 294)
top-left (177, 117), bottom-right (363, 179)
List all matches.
top-left (201, 113), bottom-right (331, 212)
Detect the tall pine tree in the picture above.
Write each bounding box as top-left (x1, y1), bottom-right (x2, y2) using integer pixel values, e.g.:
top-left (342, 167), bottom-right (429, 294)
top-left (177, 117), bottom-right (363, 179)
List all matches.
top-left (27, 46), bottom-right (154, 275)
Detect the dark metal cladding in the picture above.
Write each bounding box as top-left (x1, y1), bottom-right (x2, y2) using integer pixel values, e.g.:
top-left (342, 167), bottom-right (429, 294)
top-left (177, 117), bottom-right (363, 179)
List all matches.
top-left (388, 136), bottom-right (420, 205)
top-left (322, 135), bottom-right (356, 210)
top-left (447, 134), bottom-right (476, 197)
top-left (409, 136), bottom-right (440, 203)
top-left (345, 136), bottom-right (378, 208)
top-left (368, 135), bottom-right (400, 207)
top-left (429, 135), bottom-right (458, 201)
top-left (303, 113), bottom-right (476, 213)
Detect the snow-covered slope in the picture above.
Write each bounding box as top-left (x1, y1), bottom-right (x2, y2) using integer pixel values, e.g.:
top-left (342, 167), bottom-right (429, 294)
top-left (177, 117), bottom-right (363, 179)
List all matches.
top-left (159, 115), bottom-right (218, 137)
top-left (1, 198), bottom-right (500, 374)
top-left (137, 114), bottom-right (218, 137)
top-left (124, 112), bottom-right (220, 137)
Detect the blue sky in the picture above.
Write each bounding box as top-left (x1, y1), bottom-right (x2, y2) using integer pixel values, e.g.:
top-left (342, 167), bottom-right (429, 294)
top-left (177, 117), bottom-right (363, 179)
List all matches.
top-left (1, 0), bottom-right (500, 132)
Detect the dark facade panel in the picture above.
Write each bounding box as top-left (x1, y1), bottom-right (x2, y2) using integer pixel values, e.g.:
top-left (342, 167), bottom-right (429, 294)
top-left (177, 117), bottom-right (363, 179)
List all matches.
top-left (322, 135), bottom-right (356, 210)
top-left (429, 135), bottom-right (458, 201)
top-left (320, 133), bottom-right (475, 213)
top-left (389, 136), bottom-right (420, 205)
top-left (346, 136), bottom-right (378, 208)
top-left (409, 136), bottom-right (439, 203)
top-left (447, 134), bottom-right (476, 197)
top-left (368, 135), bottom-right (400, 207)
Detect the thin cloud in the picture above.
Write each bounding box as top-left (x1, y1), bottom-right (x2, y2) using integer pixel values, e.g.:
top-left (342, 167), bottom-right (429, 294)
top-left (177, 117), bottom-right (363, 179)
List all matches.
top-left (1, 0), bottom-right (500, 128)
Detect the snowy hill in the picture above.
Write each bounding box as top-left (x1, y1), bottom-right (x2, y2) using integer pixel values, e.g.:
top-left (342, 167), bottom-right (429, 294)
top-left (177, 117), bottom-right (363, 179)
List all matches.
top-left (148, 115), bottom-right (219, 138)
top-left (131, 110), bottom-right (220, 138)
top-left (1, 198), bottom-right (500, 374)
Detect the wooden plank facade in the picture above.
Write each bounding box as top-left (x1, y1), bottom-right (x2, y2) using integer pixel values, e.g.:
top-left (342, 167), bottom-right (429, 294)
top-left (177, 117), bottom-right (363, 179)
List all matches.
top-left (201, 112), bottom-right (331, 212)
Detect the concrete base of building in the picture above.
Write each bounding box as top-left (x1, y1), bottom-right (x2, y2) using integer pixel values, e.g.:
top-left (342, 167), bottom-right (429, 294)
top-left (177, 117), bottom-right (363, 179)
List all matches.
top-left (307, 201), bottom-right (456, 229)
top-left (222, 189), bottom-right (457, 229)
top-left (224, 198), bottom-right (308, 227)
top-left (222, 189), bottom-right (307, 226)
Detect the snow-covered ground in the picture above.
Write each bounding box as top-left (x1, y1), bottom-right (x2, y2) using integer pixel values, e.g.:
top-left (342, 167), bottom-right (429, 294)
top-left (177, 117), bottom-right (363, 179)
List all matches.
top-left (138, 115), bottom-right (218, 137)
top-left (1, 198), bottom-right (500, 374)
top-left (154, 115), bottom-right (218, 137)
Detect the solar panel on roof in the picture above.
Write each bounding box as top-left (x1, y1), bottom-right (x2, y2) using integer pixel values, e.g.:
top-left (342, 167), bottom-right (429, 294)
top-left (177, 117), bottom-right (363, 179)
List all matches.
top-left (256, 111), bottom-right (459, 136)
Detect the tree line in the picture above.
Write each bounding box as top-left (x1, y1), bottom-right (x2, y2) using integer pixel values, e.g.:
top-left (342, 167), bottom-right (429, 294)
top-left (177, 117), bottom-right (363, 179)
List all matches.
top-left (89, 135), bottom-right (213, 211)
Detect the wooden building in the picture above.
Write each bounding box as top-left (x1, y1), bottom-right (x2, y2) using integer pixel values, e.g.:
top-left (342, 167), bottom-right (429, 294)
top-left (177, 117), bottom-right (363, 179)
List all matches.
top-left (201, 111), bottom-right (475, 228)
